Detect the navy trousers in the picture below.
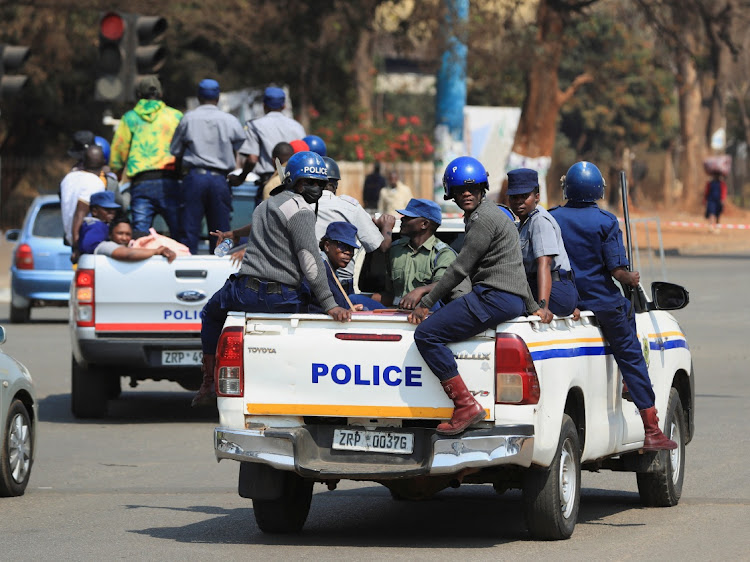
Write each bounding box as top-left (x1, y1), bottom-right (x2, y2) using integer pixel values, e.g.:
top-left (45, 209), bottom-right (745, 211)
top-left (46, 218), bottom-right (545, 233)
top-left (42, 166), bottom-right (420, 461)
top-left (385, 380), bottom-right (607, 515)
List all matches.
top-left (413, 284), bottom-right (525, 381)
top-left (182, 169), bottom-right (232, 254)
top-left (201, 275), bottom-right (304, 354)
top-left (527, 274), bottom-right (578, 317)
top-left (594, 297), bottom-right (655, 411)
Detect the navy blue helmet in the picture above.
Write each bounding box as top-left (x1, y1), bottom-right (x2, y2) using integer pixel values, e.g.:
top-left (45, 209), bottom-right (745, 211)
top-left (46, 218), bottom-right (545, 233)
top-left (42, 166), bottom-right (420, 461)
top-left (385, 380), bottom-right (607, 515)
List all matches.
top-left (283, 151), bottom-right (328, 186)
top-left (303, 134), bottom-right (327, 157)
top-left (562, 161), bottom-right (605, 202)
top-left (323, 156), bottom-right (340, 181)
top-left (442, 156), bottom-right (489, 200)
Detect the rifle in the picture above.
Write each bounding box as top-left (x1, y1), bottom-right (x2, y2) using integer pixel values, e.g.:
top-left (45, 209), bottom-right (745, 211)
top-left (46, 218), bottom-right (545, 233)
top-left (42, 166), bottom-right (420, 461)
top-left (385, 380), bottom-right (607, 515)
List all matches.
top-left (619, 171), bottom-right (647, 314)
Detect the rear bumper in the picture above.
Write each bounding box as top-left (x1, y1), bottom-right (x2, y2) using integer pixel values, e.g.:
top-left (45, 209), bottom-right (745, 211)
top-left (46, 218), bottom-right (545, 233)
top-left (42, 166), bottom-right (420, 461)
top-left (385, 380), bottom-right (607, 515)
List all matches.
top-left (214, 424), bottom-right (534, 479)
top-left (73, 331), bottom-right (202, 377)
top-left (11, 270), bottom-right (73, 301)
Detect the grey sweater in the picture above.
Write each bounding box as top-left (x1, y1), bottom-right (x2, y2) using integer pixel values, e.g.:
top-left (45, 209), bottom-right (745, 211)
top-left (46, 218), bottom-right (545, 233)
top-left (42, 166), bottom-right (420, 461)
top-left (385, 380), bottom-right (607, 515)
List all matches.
top-left (420, 198), bottom-right (540, 314)
top-left (239, 190), bottom-right (337, 312)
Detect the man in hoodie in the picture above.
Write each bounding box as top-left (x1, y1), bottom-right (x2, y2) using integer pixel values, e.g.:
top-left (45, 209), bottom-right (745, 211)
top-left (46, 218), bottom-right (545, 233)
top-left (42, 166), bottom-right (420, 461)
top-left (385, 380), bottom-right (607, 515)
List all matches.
top-left (110, 76), bottom-right (184, 239)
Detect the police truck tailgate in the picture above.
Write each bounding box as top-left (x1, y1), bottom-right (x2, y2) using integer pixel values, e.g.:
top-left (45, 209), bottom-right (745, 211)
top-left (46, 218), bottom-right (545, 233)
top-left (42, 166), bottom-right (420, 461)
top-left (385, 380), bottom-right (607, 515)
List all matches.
top-left (240, 312), bottom-right (496, 421)
top-left (90, 255), bottom-right (236, 334)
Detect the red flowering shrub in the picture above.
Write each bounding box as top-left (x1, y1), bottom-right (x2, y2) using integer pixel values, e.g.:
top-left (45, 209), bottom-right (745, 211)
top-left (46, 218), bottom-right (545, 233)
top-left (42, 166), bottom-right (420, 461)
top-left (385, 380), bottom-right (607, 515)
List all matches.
top-left (309, 113), bottom-right (434, 163)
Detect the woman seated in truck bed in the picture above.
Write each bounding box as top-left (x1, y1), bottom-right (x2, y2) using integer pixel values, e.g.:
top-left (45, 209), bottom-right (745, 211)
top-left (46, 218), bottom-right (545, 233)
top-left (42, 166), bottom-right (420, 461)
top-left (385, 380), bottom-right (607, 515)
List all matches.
top-left (94, 217), bottom-right (176, 263)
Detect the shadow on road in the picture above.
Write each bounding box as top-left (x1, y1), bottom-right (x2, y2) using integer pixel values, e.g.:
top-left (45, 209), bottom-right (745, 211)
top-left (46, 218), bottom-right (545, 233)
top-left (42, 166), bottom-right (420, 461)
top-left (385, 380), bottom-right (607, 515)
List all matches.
top-left (125, 485), bottom-right (645, 545)
top-left (37, 391), bottom-right (218, 424)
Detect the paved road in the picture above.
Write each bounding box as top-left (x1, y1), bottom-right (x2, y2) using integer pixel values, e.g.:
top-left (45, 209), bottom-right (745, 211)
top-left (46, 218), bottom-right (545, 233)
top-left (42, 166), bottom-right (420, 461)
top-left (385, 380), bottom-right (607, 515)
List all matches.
top-left (0, 253), bottom-right (748, 560)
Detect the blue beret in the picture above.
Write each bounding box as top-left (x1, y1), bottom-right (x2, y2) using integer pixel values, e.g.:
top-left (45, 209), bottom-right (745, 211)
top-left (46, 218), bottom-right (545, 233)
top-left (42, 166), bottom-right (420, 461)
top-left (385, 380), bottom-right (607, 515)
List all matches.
top-left (264, 86), bottom-right (286, 109)
top-left (397, 198), bottom-right (443, 225)
top-left (324, 221), bottom-right (360, 249)
top-left (89, 190), bottom-right (121, 209)
top-left (506, 168), bottom-right (539, 196)
top-left (198, 78), bottom-right (220, 99)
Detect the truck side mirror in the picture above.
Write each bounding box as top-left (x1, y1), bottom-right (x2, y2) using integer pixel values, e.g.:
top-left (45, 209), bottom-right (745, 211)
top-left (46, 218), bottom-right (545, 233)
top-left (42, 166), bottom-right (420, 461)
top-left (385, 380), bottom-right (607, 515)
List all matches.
top-left (651, 281), bottom-right (689, 311)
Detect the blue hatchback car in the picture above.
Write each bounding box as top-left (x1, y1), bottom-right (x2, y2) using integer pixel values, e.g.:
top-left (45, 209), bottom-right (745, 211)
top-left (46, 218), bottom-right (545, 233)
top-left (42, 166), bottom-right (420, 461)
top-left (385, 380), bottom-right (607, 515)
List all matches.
top-left (5, 195), bottom-right (73, 323)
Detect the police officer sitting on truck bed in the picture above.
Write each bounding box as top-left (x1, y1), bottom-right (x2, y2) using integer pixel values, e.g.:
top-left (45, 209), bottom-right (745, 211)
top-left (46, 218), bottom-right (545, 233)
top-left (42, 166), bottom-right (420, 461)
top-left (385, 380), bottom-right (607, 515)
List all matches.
top-left (193, 151), bottom-right (351, 407)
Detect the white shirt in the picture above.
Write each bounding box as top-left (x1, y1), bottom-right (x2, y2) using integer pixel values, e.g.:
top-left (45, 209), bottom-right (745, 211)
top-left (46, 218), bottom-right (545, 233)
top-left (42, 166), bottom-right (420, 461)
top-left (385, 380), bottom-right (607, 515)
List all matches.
top-left (315, 191), bottom-right (384, 280)
top-left (60, 170), bottom-right (105, 245)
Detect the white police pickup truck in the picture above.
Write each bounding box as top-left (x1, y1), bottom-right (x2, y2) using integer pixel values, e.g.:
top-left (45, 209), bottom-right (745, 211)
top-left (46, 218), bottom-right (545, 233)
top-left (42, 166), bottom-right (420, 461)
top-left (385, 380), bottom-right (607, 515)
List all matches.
top-left (70, 253), bottom-right (237, 418)
top-left (213, 277), bottom-right (693, 539)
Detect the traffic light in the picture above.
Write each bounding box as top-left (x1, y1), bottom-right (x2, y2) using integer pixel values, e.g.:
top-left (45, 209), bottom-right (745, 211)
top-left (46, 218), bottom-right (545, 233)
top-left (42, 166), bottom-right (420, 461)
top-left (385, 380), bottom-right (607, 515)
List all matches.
top-left (95, 12), bottom-right (167, 103)
top-left (0, 44), bottom-right (30, 98)
top-left (131, 15), bottom-right (167, 79)
top-left (95, 11), bottom-right (128, 102)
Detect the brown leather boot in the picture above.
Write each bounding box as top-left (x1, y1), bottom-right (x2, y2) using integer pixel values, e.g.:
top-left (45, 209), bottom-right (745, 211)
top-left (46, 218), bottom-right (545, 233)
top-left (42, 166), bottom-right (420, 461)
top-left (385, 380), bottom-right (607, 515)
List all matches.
top-left (436, 375), bottom-right (487, 435)
top-left (191, 354), bottom-right (217, 407)
top-left (640, 407), bottom-right (677, 451)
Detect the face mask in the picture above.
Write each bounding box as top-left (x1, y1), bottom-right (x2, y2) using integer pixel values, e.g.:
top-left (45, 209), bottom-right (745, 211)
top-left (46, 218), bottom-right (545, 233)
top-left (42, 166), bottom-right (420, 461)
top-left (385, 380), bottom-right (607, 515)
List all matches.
top-left (300, 181), bottom-right (324, 204)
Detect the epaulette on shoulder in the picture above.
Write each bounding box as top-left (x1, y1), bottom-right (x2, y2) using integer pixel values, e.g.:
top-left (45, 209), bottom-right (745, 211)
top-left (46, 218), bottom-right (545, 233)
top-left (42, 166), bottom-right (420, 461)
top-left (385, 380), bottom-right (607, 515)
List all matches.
top-left (339, 194), bottom-right (360, 206)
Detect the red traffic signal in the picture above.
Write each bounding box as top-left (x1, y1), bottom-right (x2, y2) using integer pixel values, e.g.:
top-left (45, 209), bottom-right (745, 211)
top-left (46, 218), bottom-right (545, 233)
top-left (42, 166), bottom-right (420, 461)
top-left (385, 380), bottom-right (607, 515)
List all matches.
top-left (95, 11), bottom-right (127, 102)
top-left (94, 12), bottom-right (168, 103)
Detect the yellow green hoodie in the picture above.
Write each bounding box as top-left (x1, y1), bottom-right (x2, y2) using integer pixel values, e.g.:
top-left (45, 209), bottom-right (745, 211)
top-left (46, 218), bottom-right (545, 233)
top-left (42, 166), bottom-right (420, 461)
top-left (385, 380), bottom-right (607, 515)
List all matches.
top-left (110, 99), bottom-right (183, 178)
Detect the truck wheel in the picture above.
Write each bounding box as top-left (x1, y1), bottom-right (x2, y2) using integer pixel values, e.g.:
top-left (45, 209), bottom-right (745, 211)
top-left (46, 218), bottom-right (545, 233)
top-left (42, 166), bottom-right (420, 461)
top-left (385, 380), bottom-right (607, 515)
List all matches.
top-left (636, 388), bottom-right (685, 507)
top-left (522, 414), bottom-right (581, 540)
top-left (0, 400), bottom-right (33, 497)
top-left (9, 302), bottom-right (30, 324)
top-left (106, 376), bottom-right (122, 400)
top-left (253, 472), bottom-right (313, 533)
top-left (71, 356), bottom-right (109, 419)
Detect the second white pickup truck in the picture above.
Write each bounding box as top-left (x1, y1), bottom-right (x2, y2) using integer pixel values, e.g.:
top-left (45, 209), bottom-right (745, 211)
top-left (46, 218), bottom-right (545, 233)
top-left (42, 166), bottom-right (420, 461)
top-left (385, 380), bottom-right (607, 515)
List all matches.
top-left (213, 280), bottom-right (693, 539)
top-left (70, 253), bottom-right (237, 418)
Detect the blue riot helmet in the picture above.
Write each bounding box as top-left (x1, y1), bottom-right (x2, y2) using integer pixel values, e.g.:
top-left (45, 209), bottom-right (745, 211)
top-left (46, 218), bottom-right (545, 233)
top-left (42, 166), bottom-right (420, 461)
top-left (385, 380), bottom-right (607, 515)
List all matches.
top-left (562, 161), bottom-right (606, 202)
top-left (93, 136), bottom-right (111, 164)
top-left (323, 156), bottom-right (340, 181)
top-left (283, 151), bottom-right (328, 204)
top-left (442, 156), bottom-right (489, 200)
top-left (303, 134), bottom-right (327, 157)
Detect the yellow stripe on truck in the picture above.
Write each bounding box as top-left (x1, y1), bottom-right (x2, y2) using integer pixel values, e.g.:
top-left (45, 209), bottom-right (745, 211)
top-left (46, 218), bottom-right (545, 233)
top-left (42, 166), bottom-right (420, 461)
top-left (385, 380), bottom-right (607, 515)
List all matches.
top-left (247, 403), bottom-right (491, 419)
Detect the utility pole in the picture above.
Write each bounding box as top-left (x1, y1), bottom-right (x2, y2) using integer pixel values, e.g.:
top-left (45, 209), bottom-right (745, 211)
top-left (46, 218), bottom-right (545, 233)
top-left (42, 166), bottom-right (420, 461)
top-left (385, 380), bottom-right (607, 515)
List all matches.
top-left (434, 0), bottom-right (468, 205)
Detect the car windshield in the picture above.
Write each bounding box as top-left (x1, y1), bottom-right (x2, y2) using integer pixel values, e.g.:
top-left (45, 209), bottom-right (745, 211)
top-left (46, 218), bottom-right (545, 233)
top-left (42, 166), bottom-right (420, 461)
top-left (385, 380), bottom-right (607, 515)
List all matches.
top-left (32, 203), bottom-right (64, 238)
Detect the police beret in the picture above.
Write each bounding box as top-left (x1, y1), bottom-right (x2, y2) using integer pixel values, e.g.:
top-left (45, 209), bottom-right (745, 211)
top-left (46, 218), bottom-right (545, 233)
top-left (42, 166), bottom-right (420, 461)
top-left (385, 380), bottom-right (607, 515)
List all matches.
top-left (397, 198), bottom-right (443, 225)
top-left (198, 78), bottom-right (220, 99)
top-left (264, 87), bottom-right (286, 109)
top-left (507, 168), bottom-right (539, 196)
top-left (324, 221), bottom-right (360, 249)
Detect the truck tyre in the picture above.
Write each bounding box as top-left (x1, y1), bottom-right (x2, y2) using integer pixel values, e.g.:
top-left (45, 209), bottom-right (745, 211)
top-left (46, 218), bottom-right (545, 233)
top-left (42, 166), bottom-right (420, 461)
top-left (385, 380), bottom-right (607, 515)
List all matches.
top-left (9, 302), bottom-right (30, 324)
top-left (253, 471), bottom-right (313, 533)
top-left (0, 400), bottom-right (33, 497)
top-left (522, 414), bottom-right (581, 540)
top-left (636, 388), bottom-right (685, 507)
top-left (71, 356), bottom-right (109, 419)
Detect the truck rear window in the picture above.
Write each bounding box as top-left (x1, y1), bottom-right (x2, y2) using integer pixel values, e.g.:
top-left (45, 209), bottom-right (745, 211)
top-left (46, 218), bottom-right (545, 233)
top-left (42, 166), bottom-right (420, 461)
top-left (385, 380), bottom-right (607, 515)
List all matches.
top-left (32, 203), bottom-right (65, 238)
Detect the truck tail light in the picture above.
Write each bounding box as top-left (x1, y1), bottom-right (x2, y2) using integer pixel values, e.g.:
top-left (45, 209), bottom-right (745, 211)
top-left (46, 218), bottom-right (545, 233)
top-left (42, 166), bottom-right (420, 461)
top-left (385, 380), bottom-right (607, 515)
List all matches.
top-left (74, 269), bottom-right (95, 327)
top-left (216, 326), bottom-right (244, 397)
top-left (495, 333), bottom-right (539, 405)
top-left (14, 243), bottom-right (34, 270)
